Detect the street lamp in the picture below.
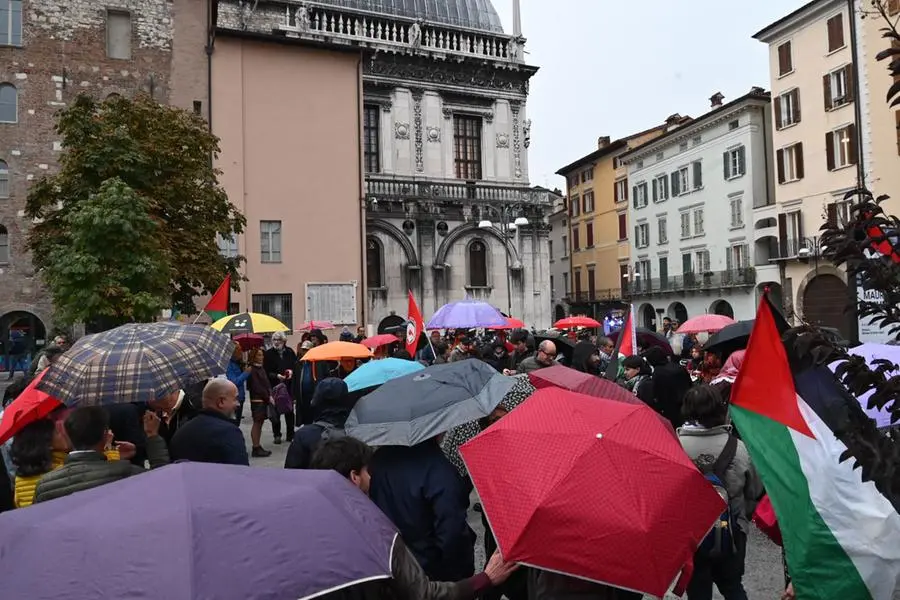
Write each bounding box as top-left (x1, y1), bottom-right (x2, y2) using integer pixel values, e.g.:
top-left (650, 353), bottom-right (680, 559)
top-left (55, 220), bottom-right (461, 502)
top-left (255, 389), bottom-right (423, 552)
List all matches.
top-left (797, 236), bottom-right (826, 275)
top-left (479, 206), bottom-right (529, 315)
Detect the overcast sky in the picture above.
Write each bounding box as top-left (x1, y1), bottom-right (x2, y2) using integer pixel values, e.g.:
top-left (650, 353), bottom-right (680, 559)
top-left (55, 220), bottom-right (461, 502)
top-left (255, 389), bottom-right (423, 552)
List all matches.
top-left (491, 0), bottom-right (801, 190)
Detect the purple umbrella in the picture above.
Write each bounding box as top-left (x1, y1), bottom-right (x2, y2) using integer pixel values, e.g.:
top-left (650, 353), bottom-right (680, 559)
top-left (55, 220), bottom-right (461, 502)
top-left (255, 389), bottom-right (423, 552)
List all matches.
top-left (0, 463), bottom-right (397, 600)
top-left (426, 299), bottom-right (507, 329)
top-left (830, 342), bottom-right (898, 428)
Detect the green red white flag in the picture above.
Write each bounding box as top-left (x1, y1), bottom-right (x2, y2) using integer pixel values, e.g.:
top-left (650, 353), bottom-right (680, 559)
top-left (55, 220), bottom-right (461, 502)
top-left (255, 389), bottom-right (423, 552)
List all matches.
top-left (203, 275), bottom-right (231, 323)
top-left (730, 296), bottom-right (900, 599)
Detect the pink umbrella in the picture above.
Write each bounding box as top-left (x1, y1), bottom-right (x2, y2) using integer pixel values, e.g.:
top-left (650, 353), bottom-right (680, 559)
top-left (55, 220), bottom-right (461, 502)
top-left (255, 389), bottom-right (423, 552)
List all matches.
top-left (361, 334), bottom-right (400, 349)
top-left (297, 320), bottom-right (334, 331)
top-left (676, 314), bottom-right (736, 334)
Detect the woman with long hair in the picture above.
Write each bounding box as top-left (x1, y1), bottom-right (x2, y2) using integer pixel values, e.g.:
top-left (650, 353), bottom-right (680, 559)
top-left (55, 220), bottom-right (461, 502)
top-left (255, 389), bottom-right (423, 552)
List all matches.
top-left (246, 347), bottom-right (273, 458)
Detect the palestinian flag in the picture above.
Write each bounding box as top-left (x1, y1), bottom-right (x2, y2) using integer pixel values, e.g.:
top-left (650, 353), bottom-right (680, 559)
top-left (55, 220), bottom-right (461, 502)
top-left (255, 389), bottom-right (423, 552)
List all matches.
top-left (730, 296), bottom-right (900, 599)
top-left (203, 275), bottom-right (231, 323)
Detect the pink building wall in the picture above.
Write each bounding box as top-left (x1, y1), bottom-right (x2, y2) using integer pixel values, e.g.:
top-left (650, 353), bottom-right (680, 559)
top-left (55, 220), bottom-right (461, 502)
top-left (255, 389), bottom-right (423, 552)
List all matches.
top-left (211, 38), bottom-right (365, 334)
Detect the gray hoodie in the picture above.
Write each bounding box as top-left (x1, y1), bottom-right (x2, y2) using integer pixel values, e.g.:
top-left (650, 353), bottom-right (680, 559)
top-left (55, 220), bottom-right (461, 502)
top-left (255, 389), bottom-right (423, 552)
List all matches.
top-left (677, 424), bottom-right (763, 535)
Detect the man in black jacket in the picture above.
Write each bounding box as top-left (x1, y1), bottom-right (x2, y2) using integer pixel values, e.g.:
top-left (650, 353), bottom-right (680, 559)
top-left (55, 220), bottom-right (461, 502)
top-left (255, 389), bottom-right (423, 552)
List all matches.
top-left (284, 378), bottom-right (354, 470)
top-left (170, 379), bottom-right (249, 466)
top-left (264, 332), bottom-right (297, 444)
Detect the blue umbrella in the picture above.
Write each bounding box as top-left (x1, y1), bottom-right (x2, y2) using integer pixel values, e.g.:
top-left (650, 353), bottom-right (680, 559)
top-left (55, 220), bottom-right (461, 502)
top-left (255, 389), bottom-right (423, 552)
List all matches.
top-left (0, 463), bottom-right (397, 599)
top-left (345, 357), bottom-right (425, 392)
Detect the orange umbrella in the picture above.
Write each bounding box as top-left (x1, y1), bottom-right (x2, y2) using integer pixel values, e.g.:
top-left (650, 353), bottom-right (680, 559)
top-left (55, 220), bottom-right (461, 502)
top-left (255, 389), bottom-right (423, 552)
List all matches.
top-left (301, 341), bottom-right (372, 362)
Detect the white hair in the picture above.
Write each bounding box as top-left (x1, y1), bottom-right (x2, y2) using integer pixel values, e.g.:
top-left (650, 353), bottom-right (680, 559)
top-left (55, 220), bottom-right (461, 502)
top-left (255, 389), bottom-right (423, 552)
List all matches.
top-left (272, 331), bottom-right (287, 341)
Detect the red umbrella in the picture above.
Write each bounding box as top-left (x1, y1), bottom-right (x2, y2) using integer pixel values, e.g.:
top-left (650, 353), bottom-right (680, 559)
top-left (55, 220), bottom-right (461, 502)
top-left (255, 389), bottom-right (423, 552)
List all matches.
top-left (553, 316), bottom-right (601, 329)
top-left (487, 317), bottom-right (525, 330)
top-left (360, 334), bottom-right (399, 349)
top-left (460, 388), bottom-right (725, 597)
top-left (676, 314), bottom-right (736, 334)
top-left (297, 320), bottom-right (334, 332)
top-left (0, 371), bottom-right (63, 444)
top-left (527, 365), bottom-right (676, 438)
top-left (234, 333), bottom-right (264, 351)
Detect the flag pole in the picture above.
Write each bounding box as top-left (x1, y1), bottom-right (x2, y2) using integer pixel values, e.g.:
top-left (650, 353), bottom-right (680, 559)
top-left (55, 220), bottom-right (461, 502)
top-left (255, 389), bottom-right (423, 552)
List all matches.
top-left (191, 311), bottom-right (205, 325)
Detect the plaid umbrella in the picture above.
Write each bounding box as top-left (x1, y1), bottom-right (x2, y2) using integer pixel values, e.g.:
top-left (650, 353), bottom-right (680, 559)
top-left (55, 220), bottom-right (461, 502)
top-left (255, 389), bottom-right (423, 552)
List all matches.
top-left (37, 323), bottom-right (235, 406)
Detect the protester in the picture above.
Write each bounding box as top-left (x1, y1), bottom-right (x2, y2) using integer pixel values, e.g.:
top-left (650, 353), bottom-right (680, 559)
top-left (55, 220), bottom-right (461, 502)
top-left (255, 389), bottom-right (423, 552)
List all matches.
top-left (514, 340), bottom-right (557, 374)
top-left (571, 341), bottom-right (600, 375)
top-left (508, 330), bottom-right (531, 370)
top-left (33, 406), bottom-right (168, 503)
top-left (264, 331), bottom-right (297, 444)
top-left (310, 437), bottom-right (519, 600)
top-left (169, 379), bottom-right (249, 466)
top-left (678, 385), bottom-right (763, 600)
top-left (417, 331), bottom-right (444, 364)
top-left (597, 336), bottom-right (616, 374)
top-left (293, 340), bottom-right (327, 425)
top-left (644, 346), bottom-right (692, 430)
top-left (369, 437), bottom-right (476, 582)
top-left (247, 347), bottom-right (273, 458)
top-left (284, 378), bottom-right (354, 470)
top-left (449, 337), bottom-right (476, 363)
top-left (226, 344), bottom-right (251, 426)
top-left (105, 390), bottom-right (180, 467)
top-left (620, 355), bottom-right (653, 402)
top-left (29, 343), bottom-right (65, 378)
top-left (484, 341), bottom-right (510, 373)
top-left (432, 341), bottom-right (450, 365)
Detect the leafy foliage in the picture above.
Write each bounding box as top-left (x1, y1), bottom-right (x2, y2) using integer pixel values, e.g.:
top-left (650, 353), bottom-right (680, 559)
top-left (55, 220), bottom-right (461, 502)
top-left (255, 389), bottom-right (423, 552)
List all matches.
top-left (25, 94), bottom-right (246, 320)
top-left (42, 178), bottom-right (171, 326)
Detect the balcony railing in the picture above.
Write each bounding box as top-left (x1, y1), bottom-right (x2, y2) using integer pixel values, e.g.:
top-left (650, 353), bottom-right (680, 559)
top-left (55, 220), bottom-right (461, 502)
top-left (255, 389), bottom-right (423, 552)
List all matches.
top-left (571, 289), bottom-right (624, 303)
top-left (623, 268), bottom-right (756, 296)
top-left (365, 175), bottom-right (545, 205)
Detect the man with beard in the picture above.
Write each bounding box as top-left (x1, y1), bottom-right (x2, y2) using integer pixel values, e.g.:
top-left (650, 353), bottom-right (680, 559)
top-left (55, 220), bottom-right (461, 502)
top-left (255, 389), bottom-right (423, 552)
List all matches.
top-left (169, 379), bottom-right (249, 466)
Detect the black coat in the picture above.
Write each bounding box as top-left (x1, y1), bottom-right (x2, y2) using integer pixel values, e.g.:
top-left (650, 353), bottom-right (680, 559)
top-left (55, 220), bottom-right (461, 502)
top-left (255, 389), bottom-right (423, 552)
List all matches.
top-left (169, 410), bottom-right (249, 466)
top-left (105, 403), bottom-right (174, 467)
top-left (264, 347), bottom-right (298, 393)
top-left (650, 362), bottom-right (693, 430)
top-left (284, 378), bottom-right (352, 469)
top-left (369, 441), bottom-right (476, 582)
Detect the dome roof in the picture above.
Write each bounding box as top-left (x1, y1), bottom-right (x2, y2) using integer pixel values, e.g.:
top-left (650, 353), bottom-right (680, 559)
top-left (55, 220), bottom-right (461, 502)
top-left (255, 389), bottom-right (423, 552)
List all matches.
top-left (318, 0), bottom-right (505, 33)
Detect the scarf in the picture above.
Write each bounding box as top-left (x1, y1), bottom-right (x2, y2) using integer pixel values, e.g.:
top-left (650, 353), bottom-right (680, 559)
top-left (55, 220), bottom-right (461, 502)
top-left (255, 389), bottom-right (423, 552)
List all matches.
top-left (711, 349), bottom-right (745, 385)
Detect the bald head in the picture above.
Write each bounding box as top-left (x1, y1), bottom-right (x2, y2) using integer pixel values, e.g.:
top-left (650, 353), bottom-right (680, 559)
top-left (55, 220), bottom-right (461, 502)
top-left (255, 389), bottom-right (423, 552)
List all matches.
top-left (537, 340), bottom-right (557, 366)
top-left (202, 378), bottom-right (239, 418)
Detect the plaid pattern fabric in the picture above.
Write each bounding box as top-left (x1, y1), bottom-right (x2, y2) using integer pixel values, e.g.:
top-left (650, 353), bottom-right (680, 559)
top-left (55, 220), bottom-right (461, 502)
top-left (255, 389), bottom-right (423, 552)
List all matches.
top-left (37, 323), bottom-right (235, 406)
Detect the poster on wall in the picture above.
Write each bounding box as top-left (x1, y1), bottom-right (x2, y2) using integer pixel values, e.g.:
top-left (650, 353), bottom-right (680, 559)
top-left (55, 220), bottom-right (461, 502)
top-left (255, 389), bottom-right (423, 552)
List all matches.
top-left (306, 282), bottom-right (358, 326)
top-left (857, 273), bottom-right (894, 344)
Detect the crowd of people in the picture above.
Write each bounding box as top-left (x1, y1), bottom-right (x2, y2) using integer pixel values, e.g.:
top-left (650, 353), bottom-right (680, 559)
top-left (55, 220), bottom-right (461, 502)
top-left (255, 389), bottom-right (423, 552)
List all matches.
top-left (0, 321), bottom-right (788, 600)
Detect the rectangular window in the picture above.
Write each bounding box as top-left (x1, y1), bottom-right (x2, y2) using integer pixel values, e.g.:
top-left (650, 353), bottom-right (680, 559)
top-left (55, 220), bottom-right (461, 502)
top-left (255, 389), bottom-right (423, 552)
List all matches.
top-left (453, 115), bottom-right (482, 180)
top-left (679, 141), bottom-right (688, 152)
top-left (724, 146), bottom-right (746, 179)
top-left (776, 88), bottom-right (801, 129)
top-left (693, 209), bottom-right (705, 236)
top-left (582, 190), bottom-right (594, 213)
top-left (588, 269), bottom-right (596, 298)
top-left (570, 194), bottom-right (580, 217)
top-left (825, 65), bottom-right (853, 110)
top-left (583, 169), bottom-right (593, 182)
top-left (563, 272), bottom-right (569, 294)
top-left (731, 244), bottom-right (749, 270)
top-left (586, 222), bottom-right (594, 247)
top-left (691, 135), bottom-right (702, 147)
top-left (827, 13), bottom-right (845, 53)
top-left (568, 176), bottom-right (577, 189)
top-left (633, 183), bottom-right (648, 209)
top-left (652, 174), bottom-right (669, 202)
top-left (614, 178), bottom-right (628, 203)
top-left (658, 216), bottom-right (668, 244)
top-left (692, 161), bottom-right (703, 190)
top-left (217, 234), bottom-right (238, 258)
top-left (548, 240), bottom-right (553, 261)
top-left (680, 212), bottom-right (691, 239)
top-left (729, 119), bottom-right (740, 130)
top-left (572, 226), bottom-right (580, 251)
top-left (574, 271), bottom-right (582, 296)
top-left (260, 220), bottom-right (282, 263)
top-left (826, 124), bottom-right (857, 170)
top-left (659, 257), bottom-right (668, 288)
top-left (252, 294), bottom-right (293, 330)
top-left (634, 223), bottom-right (650, 248)
top-left (776, 143), bottom-right (805, 183)
top-left (730, 196), bottom-right (744, 228)
top-left (617, 213), bottom-right (627, 240)
top-left (562, 235), bottom-right (568, 257)
top-left (778, 41), bottom-right (793, 76)
top-left (106, 10), bottom-right (132, 60)
top-left (0, 0), bottom-right (23, 47)
top-left (671, 167), bottom-right (689, 196)
top-left (695, 250), bottom-right (710, 273)
top-left (363, 105), bottom-right (381, 174)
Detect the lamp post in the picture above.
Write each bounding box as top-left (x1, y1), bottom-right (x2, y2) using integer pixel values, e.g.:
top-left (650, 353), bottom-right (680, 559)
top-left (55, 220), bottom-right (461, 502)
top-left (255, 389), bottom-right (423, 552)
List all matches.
top-left (479, 206), bottom-right (529, 316)
top-left (797, 236), bottom-right (825, 276)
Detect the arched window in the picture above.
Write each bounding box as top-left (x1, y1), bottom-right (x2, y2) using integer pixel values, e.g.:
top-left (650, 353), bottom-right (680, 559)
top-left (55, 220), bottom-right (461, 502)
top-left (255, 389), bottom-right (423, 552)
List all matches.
top-left (0, 84), bottom-right (16, 123)
top-left (366, 236), bottom-right (383, 289)
top-left (0, 225), bottom-right (10, 264)
top-left (468, 239), bottom-right (488, 287)
top-left (0, 160), bottom-right (8, 198)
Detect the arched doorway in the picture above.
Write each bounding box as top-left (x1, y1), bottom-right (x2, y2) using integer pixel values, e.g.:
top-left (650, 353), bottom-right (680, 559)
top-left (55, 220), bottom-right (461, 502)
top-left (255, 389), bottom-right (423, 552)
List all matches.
top-left (668, 302), bottom-right (688, 323)
top-left (803, 274), bottom-right (848, 334)
top-left (710, 300), bottom-right (735, 319)
top-left (377, 314), bottom-right (405, 334)
top-left (639, 303), bottom-right (656, 329)
top-left (0, 310), bottom-right (47, 372)
top-left (554, 305), bottom-right (566, 322)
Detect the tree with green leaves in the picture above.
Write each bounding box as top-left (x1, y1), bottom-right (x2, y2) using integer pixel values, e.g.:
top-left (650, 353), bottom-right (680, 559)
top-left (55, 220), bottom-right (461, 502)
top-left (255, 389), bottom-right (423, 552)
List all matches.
top-left (25, 94), bottom-right (245, 326)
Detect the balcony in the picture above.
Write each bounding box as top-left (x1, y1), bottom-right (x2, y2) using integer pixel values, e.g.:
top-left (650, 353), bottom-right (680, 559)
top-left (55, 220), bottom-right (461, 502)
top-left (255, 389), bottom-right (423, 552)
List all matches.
top-left (572, 289), bottom-right (624, 304)
top-left (623, 268), bottom-right (756, 297)
top-left (366, 175), bottom-right (543, 205)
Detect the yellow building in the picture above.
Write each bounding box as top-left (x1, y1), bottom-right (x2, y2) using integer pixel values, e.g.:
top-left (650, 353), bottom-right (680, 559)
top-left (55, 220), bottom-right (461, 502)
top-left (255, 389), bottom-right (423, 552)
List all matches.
top-left (555, 121), bottom-right (684, 319)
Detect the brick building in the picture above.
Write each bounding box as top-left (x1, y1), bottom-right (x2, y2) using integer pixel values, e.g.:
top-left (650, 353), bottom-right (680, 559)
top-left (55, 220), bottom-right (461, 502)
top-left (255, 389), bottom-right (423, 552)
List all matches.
top-left (0, 0), bottom-right (207, 352)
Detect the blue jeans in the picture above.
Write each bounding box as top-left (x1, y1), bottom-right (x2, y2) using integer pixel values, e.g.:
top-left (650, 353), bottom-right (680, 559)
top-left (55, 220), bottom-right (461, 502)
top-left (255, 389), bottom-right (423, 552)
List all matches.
top-left (687, 532), bottom-right (748, 600)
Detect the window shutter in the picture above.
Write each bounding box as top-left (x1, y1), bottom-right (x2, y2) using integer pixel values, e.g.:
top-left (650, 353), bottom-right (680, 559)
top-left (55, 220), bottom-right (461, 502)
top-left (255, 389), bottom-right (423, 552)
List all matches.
top-left (774, 96), bottom-right (783, 129)
top-left (738, 146), bottom-right (746, 176)
top-left (671, 172), bottom-right (680, 196)
top-left (796, 143), bottom-right (805, 179)
top-left (614, 182), bottom-right (619, 202)
top-left (723, 151), bottom-right (730, 180)
top-left (634, 225), bottom-right (639, 247)
top-left (793, 89), bottom-right (801, 123)
top-left (845, 64), bottom-right (855, 103)
top-left (778, 213), bottom-right (787, 257)
top-left (823, 74), bottom-right (833, 111)
top-left (848, 124), bottom-right (858, 165)
top-left (797, 212), bottom-right (805, 240)
top-left (661, 176), bottom-right (668, 199)
top-left (826, 203), bottom-right (838, 228)
top-left (726, 248), bottom-right (733, 272)
top-left (652, 178), bottom-right (658, 202)
top-left (776, 149), bottom-right (785, 183)
top-left (632, 186), bottom-right (638, 209)
top-left (641, 183), bottom-right (648, 205)
top-left (624, 181), bottom-right (628, 200)
top-left (826, 132), bottom-right (836, 171)
top-left (693, 162), bottom-right (703, 189)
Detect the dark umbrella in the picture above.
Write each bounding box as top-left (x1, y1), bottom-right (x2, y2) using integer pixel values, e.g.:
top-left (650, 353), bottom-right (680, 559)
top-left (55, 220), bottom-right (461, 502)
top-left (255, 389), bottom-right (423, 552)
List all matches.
top-left (37, 323), bottom-right (234, 406)
top-left (344, 359), bottom-right (515, 446)
top-left (609, 327), bottom-right (672, 355)
top-left (703, 320), bottom-right (755, 357)
top-left (0, 464), bottom-right (397, 600)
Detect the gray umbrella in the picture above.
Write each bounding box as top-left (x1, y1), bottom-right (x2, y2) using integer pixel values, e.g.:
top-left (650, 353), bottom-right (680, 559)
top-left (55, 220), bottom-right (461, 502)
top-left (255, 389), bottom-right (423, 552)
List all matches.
top-left (344, 359), bottom-right (515, 446)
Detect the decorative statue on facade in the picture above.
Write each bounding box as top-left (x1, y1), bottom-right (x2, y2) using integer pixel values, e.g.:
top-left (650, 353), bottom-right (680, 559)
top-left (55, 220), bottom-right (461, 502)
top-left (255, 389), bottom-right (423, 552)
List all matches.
top-left (295, 3), bottom-right (311, 31)
top-left (409, 20), bottom-right (423, 48)
top-left (523, 119), bottom-right (532, 149)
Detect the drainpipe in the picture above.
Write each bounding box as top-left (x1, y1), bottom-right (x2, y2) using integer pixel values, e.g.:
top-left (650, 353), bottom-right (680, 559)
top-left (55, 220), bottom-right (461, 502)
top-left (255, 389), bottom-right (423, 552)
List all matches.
top-left (205, 0), bottom-right (215, 132)
top-left (847, 0), bottom-right (862, 343)
top-left (357, 54), bottom-right (367, 329)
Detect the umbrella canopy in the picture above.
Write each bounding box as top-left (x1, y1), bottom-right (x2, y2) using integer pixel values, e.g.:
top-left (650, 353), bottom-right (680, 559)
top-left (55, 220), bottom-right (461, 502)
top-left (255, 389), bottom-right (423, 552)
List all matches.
top-left (37, 323), bottom-right (234, 407)
top-left (297, 320), bottom-right (335, 332)
top-left (487, 316), bottom-right (526, 330)
top-left (830, 343), bottom-right (899, 428)
top-left (211, 312), bottom-right (290, 335)
top-left (528, 365), bottom-right (676, 438)
top-left (459, 388), bottom-right (725, 598)
top-left (677, 314), bottom-right (736, 334)
top-left (0, 464), bottom-right (397, 600)
top-left (426, 299), bottom-right (507, 329)
top-left (553, 316), bottom-right (601, 329)
top-left (345, 360), bottom-right (515, 446)
top-left (301, 341), bottom-right (372, 362)
top-left (344, 357), bottom-right (425, 393)
top-left (233, 333), bottom-right (264, 351)
top-left (0, 370), bottom-right (62, 444)
top-left (609, 326), bottom-right (673, 355)
top-left (360, 334), bottom-right (400, 350)
top-left (702, 320), bottom-right (755, 356)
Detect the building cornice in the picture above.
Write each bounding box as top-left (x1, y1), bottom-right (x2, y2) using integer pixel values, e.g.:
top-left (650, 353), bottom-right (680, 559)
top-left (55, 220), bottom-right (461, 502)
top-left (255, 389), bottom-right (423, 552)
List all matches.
top-left (753, 0), bottom-right (846, 43)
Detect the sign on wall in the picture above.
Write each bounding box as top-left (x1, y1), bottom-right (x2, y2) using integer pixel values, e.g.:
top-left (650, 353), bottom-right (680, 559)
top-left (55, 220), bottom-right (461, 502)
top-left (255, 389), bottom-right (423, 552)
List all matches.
top-left (857, 273), bottom-right (893, 344)
top-left (306, 282), bottom-right (358, 325)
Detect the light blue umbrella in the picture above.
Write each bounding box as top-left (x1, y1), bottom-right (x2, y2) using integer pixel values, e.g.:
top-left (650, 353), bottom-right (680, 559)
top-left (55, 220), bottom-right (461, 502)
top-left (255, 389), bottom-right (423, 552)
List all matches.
top-left (345, 358), bottom-right (425, 392)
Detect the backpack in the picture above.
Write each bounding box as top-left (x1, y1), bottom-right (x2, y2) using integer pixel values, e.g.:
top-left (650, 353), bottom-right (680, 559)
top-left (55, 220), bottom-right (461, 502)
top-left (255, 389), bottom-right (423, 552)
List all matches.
top-left (696, 435), bottom-right (738, 559)
top-left (314, 421), bottom-right (345, 444)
